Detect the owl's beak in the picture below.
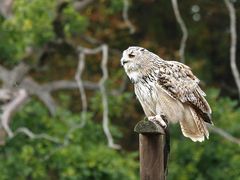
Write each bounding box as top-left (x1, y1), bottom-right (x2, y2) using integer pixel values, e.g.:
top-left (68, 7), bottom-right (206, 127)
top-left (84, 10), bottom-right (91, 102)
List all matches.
top-left (121, 58), bottom-right (130, 66)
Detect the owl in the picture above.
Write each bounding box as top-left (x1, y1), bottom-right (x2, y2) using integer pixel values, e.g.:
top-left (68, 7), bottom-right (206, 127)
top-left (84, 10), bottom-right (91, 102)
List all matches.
top-left (121, 46), bottom-right (212, 142)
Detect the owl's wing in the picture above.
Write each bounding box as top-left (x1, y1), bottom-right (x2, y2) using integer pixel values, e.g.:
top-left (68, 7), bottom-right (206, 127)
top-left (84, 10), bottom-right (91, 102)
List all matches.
top-left (157, 60), bottom-right (212, 124)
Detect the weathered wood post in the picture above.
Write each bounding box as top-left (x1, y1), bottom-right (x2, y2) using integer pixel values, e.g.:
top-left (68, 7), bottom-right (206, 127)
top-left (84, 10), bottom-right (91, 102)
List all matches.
top-left (134, 120), bottom-right (169, 180)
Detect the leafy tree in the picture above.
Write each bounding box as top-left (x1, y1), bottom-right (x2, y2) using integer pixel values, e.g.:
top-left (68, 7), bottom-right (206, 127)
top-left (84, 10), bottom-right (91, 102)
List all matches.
top-left (0, 100), bottom-right (138, 180)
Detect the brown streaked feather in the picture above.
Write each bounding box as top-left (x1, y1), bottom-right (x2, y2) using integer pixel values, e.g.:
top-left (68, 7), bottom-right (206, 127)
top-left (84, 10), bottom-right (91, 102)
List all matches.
top-left (180, 106), bottom-right (209, 142)
top-left (157, 60), bottom-right (212, 124)
top-left (189, 107), bottom-right (209, 138)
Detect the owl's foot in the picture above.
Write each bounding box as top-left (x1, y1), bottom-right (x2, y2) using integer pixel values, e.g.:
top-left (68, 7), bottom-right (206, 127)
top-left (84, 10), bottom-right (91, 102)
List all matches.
top-left (148, 114), bottom-right (167, 128)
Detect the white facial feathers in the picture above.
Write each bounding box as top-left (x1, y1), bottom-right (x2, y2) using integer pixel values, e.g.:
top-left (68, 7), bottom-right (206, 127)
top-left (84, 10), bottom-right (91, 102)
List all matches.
top-left (121, 46), bottom-right (160, 83)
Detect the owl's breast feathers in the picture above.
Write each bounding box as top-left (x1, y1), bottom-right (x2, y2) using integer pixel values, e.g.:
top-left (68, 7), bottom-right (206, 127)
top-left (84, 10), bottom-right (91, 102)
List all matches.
top-left (156, 60), bottom-right (212, 124)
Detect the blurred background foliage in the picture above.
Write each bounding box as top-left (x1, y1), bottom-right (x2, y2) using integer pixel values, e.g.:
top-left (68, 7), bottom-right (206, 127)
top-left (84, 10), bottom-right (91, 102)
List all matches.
top-left (0, 0), bottom-right (240, 179)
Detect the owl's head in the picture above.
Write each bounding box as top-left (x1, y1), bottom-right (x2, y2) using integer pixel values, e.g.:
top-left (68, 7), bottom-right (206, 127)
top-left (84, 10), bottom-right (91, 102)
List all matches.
top-left (121, 46), bottom-right (157, 83)
top-left (121, 46), bottom-right (146, 66)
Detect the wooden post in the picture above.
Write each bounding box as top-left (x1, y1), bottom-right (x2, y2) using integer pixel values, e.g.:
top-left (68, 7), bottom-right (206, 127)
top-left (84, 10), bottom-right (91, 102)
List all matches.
top-left (134, 120), bottom-right (169, 180)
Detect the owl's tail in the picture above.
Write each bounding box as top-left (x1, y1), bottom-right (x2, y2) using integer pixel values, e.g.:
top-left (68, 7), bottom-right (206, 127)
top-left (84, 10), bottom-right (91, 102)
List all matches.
top-left (180, 106), bottom-right (209, 142)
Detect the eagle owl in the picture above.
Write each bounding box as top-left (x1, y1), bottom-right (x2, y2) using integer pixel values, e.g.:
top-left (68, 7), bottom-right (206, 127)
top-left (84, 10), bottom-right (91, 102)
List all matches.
top-left (121, 46), bottom-right (212, 142)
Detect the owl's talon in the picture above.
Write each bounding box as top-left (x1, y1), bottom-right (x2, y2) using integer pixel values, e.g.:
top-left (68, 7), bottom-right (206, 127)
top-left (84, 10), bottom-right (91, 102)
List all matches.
top-left (148, 115), bottom-right (167, 128)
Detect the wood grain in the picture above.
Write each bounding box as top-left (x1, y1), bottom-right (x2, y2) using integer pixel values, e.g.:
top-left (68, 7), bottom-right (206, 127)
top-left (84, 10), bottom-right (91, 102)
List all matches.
top-left (135, 120), bottom-right (168, 180)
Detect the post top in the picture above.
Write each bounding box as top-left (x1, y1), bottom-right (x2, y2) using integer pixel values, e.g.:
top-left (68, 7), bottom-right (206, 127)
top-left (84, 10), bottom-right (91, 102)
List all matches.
top-left (134, 120), bottom-right (165, 134)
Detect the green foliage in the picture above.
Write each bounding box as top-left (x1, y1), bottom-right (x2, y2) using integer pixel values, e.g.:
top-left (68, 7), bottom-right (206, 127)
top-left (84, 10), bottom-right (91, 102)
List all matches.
top-left (107, 0), bottom-right (124, 14)
top-left (3, 88), bottom-right (240, 180)
top-left (90, 91), bottom-right (133, 119)
top-left (0, 0), bottom-right (88, 64)
top-left (63, 5), bottom-right (88, 37)
top-left (51, 145), bottom-right (138, 180)
top-left (0, 101), bottom-right (138, 180)
top-left (0, 0), bottom-right (56, 62)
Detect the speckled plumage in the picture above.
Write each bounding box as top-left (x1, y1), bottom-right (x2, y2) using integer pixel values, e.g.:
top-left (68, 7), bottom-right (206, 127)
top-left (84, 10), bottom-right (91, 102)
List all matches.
top-left (121, 46), bottom-right (212, 142)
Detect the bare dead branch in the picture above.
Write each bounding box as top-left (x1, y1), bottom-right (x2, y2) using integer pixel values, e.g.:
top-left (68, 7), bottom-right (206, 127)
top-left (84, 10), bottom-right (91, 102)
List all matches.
top-left (75, 45), bottom-right (120, 149)
top-left (14, 127), bottom-right (62, 144)
top-left (99, 45), bottom-right (121, 149)
top-left (1, 89), bottom-right (28, 137)
top-left (16, 78), bottom-right (99, 115)
top-left (75, 52), bottom-right (88, 127)
top-left (0, 0), bottom-right (13, 18)
top-left (73, 0), bottom-right (95, 12)
top-left (122, 0), bottom-right (135, 34)
top-left (0, 89), bottom-right (13, 103)
top-left (207, 124), bottom-right (240, 145)
top-left (0, 65), bottom-right (9, 83)
top-left (48, 45), bottom-right (121, 149)
top-left (171, 0), bottom-right (188, 63)
top-left (224, 0), bottom-right (240, 100)
top-left (10, 63), bottom-right (30, 85)
top-left (0, 63), bottom-right (30, 88)
top-left (21, 78), bottom-right (57, 115)
top-left (43, 80), bottom-right (99, 91)
top-left (0, 62), bottom-right (100, 117)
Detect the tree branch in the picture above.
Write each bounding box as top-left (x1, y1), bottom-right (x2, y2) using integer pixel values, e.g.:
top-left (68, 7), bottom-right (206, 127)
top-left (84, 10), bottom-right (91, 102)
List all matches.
top-left (73, 0), bottom-right (95, 12)
top-left (208, 124), bottom-right (240, 145)
top-left (122, 0), bottom-right (135, 34)
top-left (0, 63), bottom-right (30, 88)
top-left (21, 78), bottom-right (57, 115)
top-left (0, 65), bottom-right (9, 83)
top-left (1, 89), bottom-right (28, 137)
top-left (0, 89), bottom-right (13, 104)
top-left (171, 0), bottom-right (188, 63)
top-left (0, 0), bottom-right (13, 18)
top-left (43, 45), bottom-right (122, 151)
top-left (42, 80), bottom-right (99, 91)
top-left (21, 78), bottom-right (99, 115)
top-left (99, 45), bottom-right (121, 149)
top-left (224, 0), bottom-right (240, 100)
top-left (14, 127), bottom-right (62, 144)
top-left (75, 51), bottom-right (88, 127)
top-left (76, 45), bottom-right (121, 149)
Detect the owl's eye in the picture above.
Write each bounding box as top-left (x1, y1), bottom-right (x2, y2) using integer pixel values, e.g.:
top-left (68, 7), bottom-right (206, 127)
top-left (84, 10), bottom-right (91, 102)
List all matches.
top-left (140, 48), bottom-right (145, 51)
top-left (128, 54), bottom-right (135, 58)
